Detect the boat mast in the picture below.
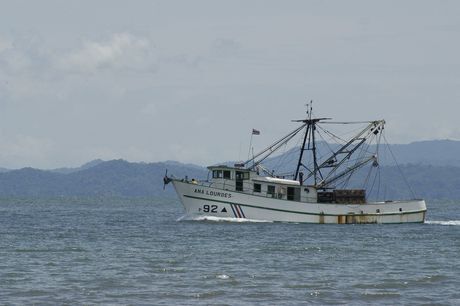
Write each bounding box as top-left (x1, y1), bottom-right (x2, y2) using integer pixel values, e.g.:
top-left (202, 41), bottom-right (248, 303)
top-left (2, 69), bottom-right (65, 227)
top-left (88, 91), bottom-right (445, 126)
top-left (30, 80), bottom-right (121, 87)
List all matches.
top-left (311, 114), bottom-right (319, 185)
top-left (294, 102), bottom-right (329, 185)
top-left (294, 112), bottom-right (310, 181)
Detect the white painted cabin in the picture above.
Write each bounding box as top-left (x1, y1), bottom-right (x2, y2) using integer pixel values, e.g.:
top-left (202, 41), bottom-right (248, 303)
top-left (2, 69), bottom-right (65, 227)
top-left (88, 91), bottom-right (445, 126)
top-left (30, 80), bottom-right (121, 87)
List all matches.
top-left (208, 165), bottom-right (318, 203)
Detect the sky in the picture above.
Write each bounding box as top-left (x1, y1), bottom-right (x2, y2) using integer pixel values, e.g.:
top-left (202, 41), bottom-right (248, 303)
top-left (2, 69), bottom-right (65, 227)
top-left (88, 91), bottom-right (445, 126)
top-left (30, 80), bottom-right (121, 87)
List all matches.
top-left (0, 0), bottom-right (459, 169)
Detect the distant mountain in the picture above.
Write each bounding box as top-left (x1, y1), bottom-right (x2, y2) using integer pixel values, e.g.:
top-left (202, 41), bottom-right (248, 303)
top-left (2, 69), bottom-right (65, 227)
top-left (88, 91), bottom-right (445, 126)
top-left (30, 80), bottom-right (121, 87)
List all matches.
top-left (0, 139), bottom-right (460, 200)
top-left (385, 140), bottom-right (460, 167)
top-left (389, 164), bottom-right (460, 200)
top-left (0, 159), bottom-right (458, 200)
top-left (50, 159), bottom-right (106, 174)
top-left (0, 160), bottom-right (207, 197)
top-left (338, 164), bottom-right (460, 201)
top-left (0, 159), bottom-right (107, 174)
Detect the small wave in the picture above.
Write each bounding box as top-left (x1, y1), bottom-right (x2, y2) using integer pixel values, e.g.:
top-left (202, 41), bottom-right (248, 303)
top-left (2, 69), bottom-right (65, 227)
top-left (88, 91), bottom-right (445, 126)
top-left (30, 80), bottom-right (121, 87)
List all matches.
top-left (177, 215), bottom-right (272, 223)
top-left (175, 215), bottom-right (189, 222)
top-left (425, 220), bottom-right (460, 226)
top-left (216, 274), bottom-right (231, 280)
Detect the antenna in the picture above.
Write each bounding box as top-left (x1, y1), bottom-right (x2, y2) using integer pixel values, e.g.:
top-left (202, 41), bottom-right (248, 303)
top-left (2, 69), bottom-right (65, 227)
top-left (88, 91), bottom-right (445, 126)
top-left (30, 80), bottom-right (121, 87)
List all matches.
top-left (305, 100), bottom-right (313, 116)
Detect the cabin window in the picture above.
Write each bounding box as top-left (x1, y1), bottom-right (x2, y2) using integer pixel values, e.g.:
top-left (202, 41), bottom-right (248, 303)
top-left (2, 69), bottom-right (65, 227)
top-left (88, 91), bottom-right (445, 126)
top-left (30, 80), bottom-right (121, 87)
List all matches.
top-left (253, 183), bottom-right (261, 193)
top-left (236, 171), bottom-right (249, 180)
top-left (212, 170), bottom-right (223, 179)
top-left (267, 185), bottom-right (275, 197)
top-left (236, 181), bottom-right (243, 191)
top-left (223, 170), bottom-right (231, 179)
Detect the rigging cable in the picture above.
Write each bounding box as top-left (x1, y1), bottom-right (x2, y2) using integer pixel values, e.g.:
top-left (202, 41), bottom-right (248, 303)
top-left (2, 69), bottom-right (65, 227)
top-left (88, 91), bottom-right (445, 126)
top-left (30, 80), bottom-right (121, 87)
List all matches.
top-left (364, 133), bottom-right (381, 196)
top-left (383, 134), bottom-right (417, 199)
top-left (368, 132), bottom-right (383, 200)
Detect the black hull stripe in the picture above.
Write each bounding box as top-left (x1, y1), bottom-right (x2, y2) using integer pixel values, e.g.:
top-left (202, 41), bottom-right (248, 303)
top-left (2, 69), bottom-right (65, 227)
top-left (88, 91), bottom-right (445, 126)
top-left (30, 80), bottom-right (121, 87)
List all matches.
top-left (238, 205), bottom-right (246, 218)
top-left (230, 204), bottom-right (238, 218)
top-left (183, 195), bottom-right (426, 217)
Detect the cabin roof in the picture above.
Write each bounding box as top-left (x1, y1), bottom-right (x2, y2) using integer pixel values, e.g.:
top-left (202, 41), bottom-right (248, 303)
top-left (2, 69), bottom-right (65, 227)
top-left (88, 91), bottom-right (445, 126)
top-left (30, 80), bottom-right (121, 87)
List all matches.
top-left (252, 177), bottom-right (300, 186)
top-left (207, 165), bottom-right (249, 171)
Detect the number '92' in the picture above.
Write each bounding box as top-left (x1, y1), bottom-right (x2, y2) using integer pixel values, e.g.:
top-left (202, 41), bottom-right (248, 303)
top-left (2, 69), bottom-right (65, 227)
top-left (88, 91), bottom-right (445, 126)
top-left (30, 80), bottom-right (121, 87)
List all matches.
top-left (203, 205), bottom-right (218, 213)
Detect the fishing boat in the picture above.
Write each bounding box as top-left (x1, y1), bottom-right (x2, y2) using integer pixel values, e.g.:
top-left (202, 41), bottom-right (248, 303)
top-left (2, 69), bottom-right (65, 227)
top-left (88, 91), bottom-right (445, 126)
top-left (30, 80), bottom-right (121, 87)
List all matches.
top-left (164, 105), bottom-right (426, 224)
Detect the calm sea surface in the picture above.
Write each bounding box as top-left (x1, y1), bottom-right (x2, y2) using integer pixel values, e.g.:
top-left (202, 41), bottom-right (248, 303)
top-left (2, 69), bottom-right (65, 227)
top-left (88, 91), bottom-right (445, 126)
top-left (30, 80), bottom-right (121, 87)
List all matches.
top-left (0, 197), bottom-right (459, 305)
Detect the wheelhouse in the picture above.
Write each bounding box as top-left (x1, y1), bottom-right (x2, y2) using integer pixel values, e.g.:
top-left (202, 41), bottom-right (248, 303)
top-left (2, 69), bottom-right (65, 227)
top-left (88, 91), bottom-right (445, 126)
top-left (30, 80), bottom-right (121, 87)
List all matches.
top-left (208, 165), bottom-right (318, 203)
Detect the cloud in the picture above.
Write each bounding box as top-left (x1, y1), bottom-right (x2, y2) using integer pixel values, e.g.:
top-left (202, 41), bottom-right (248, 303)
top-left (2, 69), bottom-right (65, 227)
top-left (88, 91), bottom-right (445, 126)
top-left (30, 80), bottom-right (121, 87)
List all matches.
top-left (0, 34), bottom-right (51, 76)
top-left (211, 38), bottom-right (242, 57)
top-left (0, 32), bottom-right (158, 77)
top-left (57, 33), bottom-right (158, 74)
top-left (0, 37), bottom-right (13, 52)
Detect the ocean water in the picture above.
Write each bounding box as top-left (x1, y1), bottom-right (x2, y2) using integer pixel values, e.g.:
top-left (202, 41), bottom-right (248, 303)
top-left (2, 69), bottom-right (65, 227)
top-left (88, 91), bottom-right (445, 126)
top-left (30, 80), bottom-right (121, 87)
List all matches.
top-left (0, 198), bottom-right (459, 305)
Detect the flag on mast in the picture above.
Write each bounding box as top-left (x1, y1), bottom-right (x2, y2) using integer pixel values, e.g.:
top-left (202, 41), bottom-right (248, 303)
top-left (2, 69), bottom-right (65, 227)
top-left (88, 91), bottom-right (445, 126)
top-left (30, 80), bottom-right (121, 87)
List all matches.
top-left (252, 129), bottom-right (260, 135)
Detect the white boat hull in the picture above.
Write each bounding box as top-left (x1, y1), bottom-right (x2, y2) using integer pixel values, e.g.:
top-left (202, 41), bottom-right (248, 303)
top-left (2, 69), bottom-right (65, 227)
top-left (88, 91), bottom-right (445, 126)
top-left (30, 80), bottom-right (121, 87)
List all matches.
top-left (172, 180), bottom-right (426, 224)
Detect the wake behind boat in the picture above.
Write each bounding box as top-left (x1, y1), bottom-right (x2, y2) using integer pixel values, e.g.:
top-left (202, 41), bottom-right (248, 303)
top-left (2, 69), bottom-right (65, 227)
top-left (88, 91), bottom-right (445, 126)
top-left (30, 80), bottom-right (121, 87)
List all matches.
top-left (164, 105), bottom-right (426, 224)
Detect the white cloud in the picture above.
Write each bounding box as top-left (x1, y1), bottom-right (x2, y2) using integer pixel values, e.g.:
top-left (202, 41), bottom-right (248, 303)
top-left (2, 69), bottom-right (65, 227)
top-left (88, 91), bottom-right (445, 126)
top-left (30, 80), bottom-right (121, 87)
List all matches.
top-left (0, 35), bottom-right (50, 76)
top-left (0, 37), bottom-right (13, 52)
top-left (0, 32), bottom-right (158, 77)
top-left (57, 33), bottom-right (158, 74)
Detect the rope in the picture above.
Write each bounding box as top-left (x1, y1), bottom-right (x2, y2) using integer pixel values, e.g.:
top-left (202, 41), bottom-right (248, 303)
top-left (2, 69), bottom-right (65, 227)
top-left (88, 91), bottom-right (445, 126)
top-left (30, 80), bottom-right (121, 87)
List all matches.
top-left (383, 134), bottom-right (417, 199)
